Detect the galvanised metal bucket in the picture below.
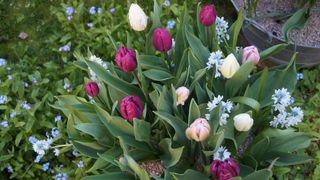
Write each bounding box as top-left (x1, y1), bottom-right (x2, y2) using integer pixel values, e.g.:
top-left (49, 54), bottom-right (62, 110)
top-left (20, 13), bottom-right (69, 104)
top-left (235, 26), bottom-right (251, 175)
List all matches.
top-left (231, 0), bottom-right (320, 67)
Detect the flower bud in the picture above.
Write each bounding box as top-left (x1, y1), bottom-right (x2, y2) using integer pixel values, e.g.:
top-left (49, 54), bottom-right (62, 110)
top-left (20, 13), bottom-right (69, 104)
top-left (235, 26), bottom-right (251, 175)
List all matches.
top-left (176, 86), bottom-right (190, 106)
top-left (210, 158), bottom-right (240, 180)
top-left (199, 4), bottom-right (217, 26)
top-left (85, 82), bottom-right (99, 97)
top-left (120, 95), bottom-right (143, 122)
top-left (115, 46), bottom-right (137, 73)
top-left (128, 4), bottom-right (148, 31)
top-left (220, 53), bottom-right (240, 79)
top-left (242, 46), bottom-right (260, 65)
top-left (233, 113), bottom-right (253, 132)
top-left (185, 118), bottom-right (210, 142)
top-left (153, 28), bottom-right (172, 52)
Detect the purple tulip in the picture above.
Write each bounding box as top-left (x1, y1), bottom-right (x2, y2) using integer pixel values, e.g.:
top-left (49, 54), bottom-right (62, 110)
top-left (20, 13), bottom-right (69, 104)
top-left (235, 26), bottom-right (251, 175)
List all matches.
top-left (199, 4), bottom-right (217, 26)
top-left (120, 96), bottom-right (143, 122)
top-left (210, 158), bottom-right (240, 180)
top-left (115, 46), bottom-right (137, 73)
top-left (85, 82), bottom-right (99, 97)
top-left (152, 28), bottom-right (172, 52)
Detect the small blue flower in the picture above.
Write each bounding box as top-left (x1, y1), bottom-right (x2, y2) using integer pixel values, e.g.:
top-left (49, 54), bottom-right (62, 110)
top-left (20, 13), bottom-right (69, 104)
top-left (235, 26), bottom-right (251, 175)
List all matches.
top-left (7, 165), bottom-right (13, 173)
top-left (164, 0), bottom-right (170, 7)
top-left (72, 150), bottom-right (79, 157)
top-left (87, 22), bottom-right (94, 28)
top-left (34, 154), bottom-right (43, 163)
top-left (55, 115), bottom-right (62, 122)
top-left (167, 20), bottom-right (176, 29)
top-left (0, 95), bottom-right (8, 104)
top-left (21, 101), bottom-right (32, 110)
top-left (77, 160), bottom-right (84, 168)
top-left (6, 67), bottom-right (11, 71)
top-left (7, 75), bottom-right (13, 80)
top-left (109, 8), bottom-right (116, 14)
top-left (1, 120), bottom-right (8, 128)
top-left (55, 173), bottom-right (68, 180)
top-left (0, 58), bottom-right (6, 66)
top-left (63, 83), bottom-right (71, 90)
top-left (29, 136), bottom-right (38, 144)
top-left (51, 128), bottom-right (60, 138)
top-left (66, 7), bottom-right (74, 16)
top-left (32, 78), bottom-right (38, 84)
top-left (67, 15), bottom-right (73, 21)
top-left (42, 162), bottom-right (50, 171)
top-left (59, 45), bottom-right (70, 52)
top-left (297, 73), bottom-right (304, 80)
top-left (10, 111), bottom-right (17, 118)
top-left (97, 8), bottom-right (102, 14)
top-left (89, 6), bottom-right (96, 15)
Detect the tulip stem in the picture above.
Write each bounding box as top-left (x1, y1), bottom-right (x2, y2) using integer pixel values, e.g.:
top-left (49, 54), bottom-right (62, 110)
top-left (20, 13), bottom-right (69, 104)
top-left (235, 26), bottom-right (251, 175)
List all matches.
top-left (165, 53), bottom-right (172, 72)
top-left (132, 72), bottom-right (142, 88)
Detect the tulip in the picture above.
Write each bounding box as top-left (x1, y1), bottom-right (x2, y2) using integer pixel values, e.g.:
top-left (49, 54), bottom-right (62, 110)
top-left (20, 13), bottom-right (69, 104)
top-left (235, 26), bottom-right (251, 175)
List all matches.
top-left (233, 113), bottom-right (254, 132)
top-left (176, 86), bottom-right (190, 106)
top-left (85, 82), bottom-right (99, 97)
top-left (199, 4), bottom-right (217, 26)
top-left (128, 4), bottom-right (148, 31)
top-left (210, 158), bottom-right (240, 180)
top-left (153, 28), bottom-right (172, 52)
top-left (120, 95), bottom-right (143, 122)
top-left (185, 118), bottom-right (210, 142)
top-left (242, 46), bottom-right (260, 65)
top-left (115, 46), bottom-right (137, 73)
top-left (220, 53), bottom-right (240, 79)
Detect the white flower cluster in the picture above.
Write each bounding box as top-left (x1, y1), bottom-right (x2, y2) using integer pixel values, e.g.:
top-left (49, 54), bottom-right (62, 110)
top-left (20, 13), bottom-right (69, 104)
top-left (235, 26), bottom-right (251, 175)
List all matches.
top-left (207, 50), bottom-right (224, 78)
top-left (206, 95), bottom-right (233, 126)
top-left (213, 146), bottom-right (231, 161)
top-left (215, 17), bottom-right (230, 44)
top-left (88, 55), bottom-right (108, 81)
top-left (270, 88), bottom-right (304, 128)
top-left (32, 138), bottom-right (53, 156)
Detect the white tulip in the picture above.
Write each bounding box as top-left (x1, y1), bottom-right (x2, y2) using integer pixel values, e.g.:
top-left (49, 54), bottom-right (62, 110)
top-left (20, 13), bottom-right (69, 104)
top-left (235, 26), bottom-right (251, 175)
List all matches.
top-left (128, 4), bottom-right (148, 31)
top-left (233, 113), bottom-right (254, 132)
top-left (220, 53), bottom-right (240, 79)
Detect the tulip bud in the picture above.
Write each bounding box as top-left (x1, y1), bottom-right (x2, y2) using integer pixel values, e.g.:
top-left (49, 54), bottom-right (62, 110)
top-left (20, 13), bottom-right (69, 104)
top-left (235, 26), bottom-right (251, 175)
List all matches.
top-left (210, 158), bottom-right (240, 180)
top-left (120, 95), bottom-right (143, 122)
top-left (220, 54), bottom-right (240, 79)
top-left (153, 28), bottom-right (172, 52)
top-left (185, 118), bottom-right (210, 142)
top-left (176, 86), bottom-right (190, 106)
top-left (85, 82), bottom-right (99, 97)
top-left (233, 113), bottom-right (254, 132)
top-left (199, 4), bottom-right (217, 26)
top-left (242, 46), bottom-right (260, 65)
top-left (115, 46), bottom-right (137, 73)
top-left (128, 4), bottom-right (148, 31)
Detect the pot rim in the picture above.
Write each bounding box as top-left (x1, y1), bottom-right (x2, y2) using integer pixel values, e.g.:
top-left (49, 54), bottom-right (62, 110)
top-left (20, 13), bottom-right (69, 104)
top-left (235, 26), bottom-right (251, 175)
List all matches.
top-left (230, 0), bottom-right (320, 49)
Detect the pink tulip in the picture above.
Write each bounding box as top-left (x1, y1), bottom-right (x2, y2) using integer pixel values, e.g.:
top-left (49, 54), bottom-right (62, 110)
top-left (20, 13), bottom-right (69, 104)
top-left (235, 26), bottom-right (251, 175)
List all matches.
top-left (120, 96), bottom-right (143, 122)
top-left (115, 46), bottom-right (137, 73)
top-left (85, 82), bottom-right (99, 97)
top-left (199, 4), bottom-right (217, 26)
top-left (242, 46), bottom-right (260, 65)
top-left (153, 28), bottom-right (172, 52)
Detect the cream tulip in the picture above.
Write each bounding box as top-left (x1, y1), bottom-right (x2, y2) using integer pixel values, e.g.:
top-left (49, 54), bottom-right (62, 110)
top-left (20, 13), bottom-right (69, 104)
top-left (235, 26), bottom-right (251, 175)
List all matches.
top-left (176, 86), bottom-right (190, 106)
top-left (185, 118), bottom-right (210, 142)
top-left (233, 113), bottom-right (254, 132)
top-left (128, 4), bottom-right (148, 31)
top-left (220, 53), bottom-right (240, 79)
